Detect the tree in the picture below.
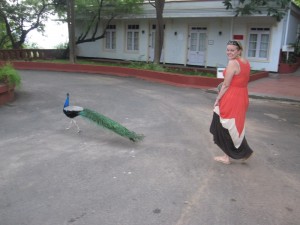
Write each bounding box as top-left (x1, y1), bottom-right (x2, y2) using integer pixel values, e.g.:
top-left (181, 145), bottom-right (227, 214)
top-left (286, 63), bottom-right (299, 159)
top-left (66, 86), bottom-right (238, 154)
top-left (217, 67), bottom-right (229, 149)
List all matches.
top-left (148, 0), bottom-right (165, 64)
top-left (67, 0), bottom-right (76, 63)
top-left (0, 0), bottom-right (56, 49)
top-left (73, 0), bottom-right (143, 45)
top-left (223, 0), bottom-right (292, 21)
top-left (52, 0), bottom-right (143, 62)
top-left (293, 0), bottom-right (300, 6)
top-left (52, 0), bottom-right (144, 46)
top-left (0, 21), bottom-right (10, 49)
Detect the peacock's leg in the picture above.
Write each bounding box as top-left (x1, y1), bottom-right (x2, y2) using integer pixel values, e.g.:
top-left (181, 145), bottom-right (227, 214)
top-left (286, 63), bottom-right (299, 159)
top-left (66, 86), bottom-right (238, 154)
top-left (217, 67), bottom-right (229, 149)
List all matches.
top-left (66, 119), bottom-right (73, 130)
top-left (73, 119), bottom-right (81, 133)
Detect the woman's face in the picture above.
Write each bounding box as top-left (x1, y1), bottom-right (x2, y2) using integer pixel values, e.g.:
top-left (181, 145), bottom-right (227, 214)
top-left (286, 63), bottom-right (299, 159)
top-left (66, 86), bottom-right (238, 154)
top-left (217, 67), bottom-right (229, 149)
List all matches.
top-left (226, 44), bottom-right (241, 60)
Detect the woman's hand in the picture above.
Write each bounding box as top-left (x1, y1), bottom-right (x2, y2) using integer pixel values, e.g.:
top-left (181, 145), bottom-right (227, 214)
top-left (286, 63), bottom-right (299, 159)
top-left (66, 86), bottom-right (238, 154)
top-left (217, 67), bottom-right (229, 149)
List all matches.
top-left (214, 98), bottom-right (219, 107)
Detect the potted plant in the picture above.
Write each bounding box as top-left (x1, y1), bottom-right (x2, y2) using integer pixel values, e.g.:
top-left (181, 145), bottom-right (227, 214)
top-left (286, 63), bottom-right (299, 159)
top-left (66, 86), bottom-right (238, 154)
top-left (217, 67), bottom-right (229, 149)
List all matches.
top-left (0, 62), bottom-right (21, 105)
top-left (0, 62), bottom-right (21, 87)
top-left (292, 35), bottom-right (300, 64)
top-left (278, 51), bottom-right (299, 74)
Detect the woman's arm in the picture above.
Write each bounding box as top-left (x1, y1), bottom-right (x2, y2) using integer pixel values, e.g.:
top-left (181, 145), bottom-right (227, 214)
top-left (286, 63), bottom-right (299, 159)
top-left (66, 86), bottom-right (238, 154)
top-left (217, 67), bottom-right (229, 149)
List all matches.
top-left (214, 60), bottom-right (237, 106)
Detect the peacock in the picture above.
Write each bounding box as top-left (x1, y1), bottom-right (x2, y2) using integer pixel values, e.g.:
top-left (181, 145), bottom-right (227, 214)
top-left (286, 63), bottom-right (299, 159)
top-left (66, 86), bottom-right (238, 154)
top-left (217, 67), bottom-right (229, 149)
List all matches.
top-left (63, 93), bottom-right (144, 142)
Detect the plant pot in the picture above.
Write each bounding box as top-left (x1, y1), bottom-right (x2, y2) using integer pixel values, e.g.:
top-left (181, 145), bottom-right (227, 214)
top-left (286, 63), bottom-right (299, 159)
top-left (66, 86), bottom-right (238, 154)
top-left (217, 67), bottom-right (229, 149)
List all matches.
top-left (278, 63), bottom-right (299, 74)
top-left (0, 83), bottom-right (15, 106)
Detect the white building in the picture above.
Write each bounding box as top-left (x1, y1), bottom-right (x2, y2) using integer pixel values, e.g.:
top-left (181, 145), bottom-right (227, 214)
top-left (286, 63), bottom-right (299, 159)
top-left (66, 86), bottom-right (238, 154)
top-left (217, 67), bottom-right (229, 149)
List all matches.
top-left (76, 0), bottom-right (300, 72)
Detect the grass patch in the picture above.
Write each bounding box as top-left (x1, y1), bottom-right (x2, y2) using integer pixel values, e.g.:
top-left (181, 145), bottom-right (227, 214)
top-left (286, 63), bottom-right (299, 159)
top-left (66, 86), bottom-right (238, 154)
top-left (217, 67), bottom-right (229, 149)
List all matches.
top-left (164, 67), bottom-right (216, 77)
top-left (127, 61), bottom-right (166, 72)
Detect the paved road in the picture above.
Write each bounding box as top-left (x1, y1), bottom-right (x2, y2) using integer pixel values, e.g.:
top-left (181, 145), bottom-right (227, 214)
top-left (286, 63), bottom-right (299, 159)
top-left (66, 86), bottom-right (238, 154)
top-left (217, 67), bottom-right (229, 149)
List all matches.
top-left (0, 70), bottom-right (299, 225)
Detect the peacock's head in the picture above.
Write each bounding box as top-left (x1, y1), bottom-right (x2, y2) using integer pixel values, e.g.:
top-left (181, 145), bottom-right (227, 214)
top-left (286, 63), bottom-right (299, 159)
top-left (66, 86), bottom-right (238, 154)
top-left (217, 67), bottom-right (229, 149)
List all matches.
top-left (64, 93), bottom-right (70, 108)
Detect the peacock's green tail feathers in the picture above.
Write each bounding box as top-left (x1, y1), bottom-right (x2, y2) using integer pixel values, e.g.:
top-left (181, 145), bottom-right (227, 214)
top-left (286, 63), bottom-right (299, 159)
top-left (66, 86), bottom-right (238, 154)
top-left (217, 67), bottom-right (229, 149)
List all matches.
top-left (79, 108), bottom-right (144, 142)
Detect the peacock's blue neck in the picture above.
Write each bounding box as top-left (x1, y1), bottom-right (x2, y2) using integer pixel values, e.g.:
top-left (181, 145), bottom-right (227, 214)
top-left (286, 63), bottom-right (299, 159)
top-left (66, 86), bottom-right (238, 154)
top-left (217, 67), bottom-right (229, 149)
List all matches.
top-left (64, 94), bottom-right (69, 108)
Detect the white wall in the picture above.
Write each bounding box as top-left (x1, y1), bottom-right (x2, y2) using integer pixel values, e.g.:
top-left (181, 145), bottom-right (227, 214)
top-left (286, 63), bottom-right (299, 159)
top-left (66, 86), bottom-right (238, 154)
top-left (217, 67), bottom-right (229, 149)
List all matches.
top-left (75, 0), bottom-right (300, 72)
top-left (286, 11), bottom-right (300, 45)
top-left (250, 19), bottom-right (283, 72)
top-left (75, 20), bottom-right (103, 58)
top-left (206, 18), bottom-right (232, 68)
top-left (76, 15), bottom-right (288, 72)
top-left (163, 19), bottom-right (188, 64)
top-left (77, 20), bottom-right (150, 61)
top-left (227, 16), bottom-right (283, 72)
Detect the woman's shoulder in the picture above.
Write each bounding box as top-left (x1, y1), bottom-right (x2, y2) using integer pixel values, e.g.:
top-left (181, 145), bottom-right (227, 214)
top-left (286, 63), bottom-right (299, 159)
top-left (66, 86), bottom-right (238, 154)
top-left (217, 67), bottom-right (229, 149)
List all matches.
top-left (237, 57), bottom-right (249, 64)
top-left (227, 57), bottom-right (249, 69)
top-left (227, 59), bottom-right (238, 65)
top-left (227, 59), bottom-right (240, 68)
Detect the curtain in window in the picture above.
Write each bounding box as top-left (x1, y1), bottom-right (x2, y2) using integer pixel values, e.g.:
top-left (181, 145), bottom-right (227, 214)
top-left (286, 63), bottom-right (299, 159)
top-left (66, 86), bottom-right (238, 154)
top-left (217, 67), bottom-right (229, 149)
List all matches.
top-left (248, 34), bottom-right (257, 58)
top-left (190, 33), bottom-right (197, 51)
top-left (127, 32), bottom-right (133, 50)
top-left (105, 31), bottom-right (111, 49)
top-left (198, 33), bottom-right (206, 51)
top-left (134, 32), bottom-right (139, 50)
top-left (259, 34), bottom-right (269, 58)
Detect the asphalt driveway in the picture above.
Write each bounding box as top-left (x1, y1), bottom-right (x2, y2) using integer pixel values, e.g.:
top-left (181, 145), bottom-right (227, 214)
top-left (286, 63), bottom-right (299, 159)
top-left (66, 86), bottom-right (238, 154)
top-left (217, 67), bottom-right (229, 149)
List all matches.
top-left (0, 70), bottom-right (299, 225)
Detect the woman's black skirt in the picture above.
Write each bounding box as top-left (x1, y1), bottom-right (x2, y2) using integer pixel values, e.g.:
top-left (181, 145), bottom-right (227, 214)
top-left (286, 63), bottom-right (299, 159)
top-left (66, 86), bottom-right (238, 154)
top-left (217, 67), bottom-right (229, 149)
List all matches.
top-left (210, 112), bottom-right (253, 159)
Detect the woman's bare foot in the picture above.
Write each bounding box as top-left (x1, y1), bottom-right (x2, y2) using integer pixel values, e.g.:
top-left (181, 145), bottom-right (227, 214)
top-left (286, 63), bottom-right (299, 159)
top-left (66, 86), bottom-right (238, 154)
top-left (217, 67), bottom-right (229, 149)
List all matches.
top-left (214, 155), bottom-right (231, 164)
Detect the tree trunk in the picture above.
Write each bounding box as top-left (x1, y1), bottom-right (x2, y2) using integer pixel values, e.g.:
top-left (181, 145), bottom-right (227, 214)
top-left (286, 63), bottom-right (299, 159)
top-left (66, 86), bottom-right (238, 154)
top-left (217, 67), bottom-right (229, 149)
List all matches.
top-left (153, 0), bottom-right (165, 64)
top-left (67, 0), bottom-right (76, 64)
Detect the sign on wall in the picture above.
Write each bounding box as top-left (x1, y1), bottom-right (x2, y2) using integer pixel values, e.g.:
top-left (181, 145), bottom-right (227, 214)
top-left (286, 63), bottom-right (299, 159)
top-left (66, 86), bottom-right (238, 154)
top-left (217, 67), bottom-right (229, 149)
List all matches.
top-left (282, 45), bottom-right (295, 52)
top-left (233, 35), bottom-right (243, 40)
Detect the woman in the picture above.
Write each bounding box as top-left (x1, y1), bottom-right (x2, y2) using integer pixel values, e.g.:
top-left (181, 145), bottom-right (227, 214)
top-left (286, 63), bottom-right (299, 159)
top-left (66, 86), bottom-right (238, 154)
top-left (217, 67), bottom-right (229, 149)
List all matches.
top-left (210, 40), bottom-right (253, 164)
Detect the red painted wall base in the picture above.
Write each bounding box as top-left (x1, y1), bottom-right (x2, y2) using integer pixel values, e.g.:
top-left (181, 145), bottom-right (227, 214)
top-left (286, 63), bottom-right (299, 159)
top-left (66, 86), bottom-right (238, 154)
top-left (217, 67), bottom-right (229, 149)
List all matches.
top-left (0, 84), bottom-right (14, 106)
top-left (0, 61), bottom-right (269, 90)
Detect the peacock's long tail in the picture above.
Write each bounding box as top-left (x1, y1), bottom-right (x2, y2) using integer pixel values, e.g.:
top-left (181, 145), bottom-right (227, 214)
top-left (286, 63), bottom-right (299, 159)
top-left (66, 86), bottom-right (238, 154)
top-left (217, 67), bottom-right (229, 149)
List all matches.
top-left (79, 108), bottom-right (144, 142)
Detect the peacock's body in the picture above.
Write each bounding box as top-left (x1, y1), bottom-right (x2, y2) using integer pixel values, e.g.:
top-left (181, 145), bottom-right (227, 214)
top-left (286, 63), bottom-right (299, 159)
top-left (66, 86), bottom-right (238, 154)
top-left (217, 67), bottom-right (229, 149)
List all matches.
top-left (63, 93), bottom-right (144, 142)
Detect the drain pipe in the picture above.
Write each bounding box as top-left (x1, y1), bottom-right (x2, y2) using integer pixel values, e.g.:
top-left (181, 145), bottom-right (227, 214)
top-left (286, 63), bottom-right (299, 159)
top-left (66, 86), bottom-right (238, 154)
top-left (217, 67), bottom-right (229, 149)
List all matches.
top-left (283, 3), bottom-right (291, 46)
top-left (283, 2), bottom-right (292, 61)
top-left (230, 0), bottom-right (237, 39)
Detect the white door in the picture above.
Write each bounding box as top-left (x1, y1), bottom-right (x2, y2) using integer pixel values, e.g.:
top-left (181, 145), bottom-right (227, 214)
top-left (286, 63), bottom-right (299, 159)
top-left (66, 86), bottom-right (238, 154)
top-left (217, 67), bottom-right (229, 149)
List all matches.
top-left (148, 24), bottom-right (164, 62)
top-left (187, 27), bottom-right (207, 66)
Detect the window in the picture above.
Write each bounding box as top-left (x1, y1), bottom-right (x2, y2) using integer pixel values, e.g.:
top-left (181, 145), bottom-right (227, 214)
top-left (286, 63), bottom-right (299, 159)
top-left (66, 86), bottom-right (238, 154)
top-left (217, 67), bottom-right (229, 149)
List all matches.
top-left (247, 28), bottom-right (270, 60)
top-left (105, 25), bottom-right (116, 50)
top-left (190, 27), bottom-right (207, 51)
top-left (127, 24), bottom-right (139, 51)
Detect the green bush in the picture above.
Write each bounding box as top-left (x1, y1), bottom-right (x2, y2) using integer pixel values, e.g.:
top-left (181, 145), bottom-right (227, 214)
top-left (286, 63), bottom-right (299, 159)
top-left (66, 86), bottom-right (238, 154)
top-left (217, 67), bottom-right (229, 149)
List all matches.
top-left (281, 52), bottom-right (297, 64)
top-left (0, 63), bottom-right (21, 87)
top-left (128, 62), bottom-right (215, 77)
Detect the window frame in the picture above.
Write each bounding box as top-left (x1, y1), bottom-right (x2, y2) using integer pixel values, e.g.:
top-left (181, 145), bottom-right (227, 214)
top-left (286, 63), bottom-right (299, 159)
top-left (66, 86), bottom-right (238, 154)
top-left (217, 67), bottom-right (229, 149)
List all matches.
top-left (104, 24), bottom-right (116, 51)
top-left (247, 27), bottom-right (271, 60)
top-left (126, 24), bottom-right (140, 52)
